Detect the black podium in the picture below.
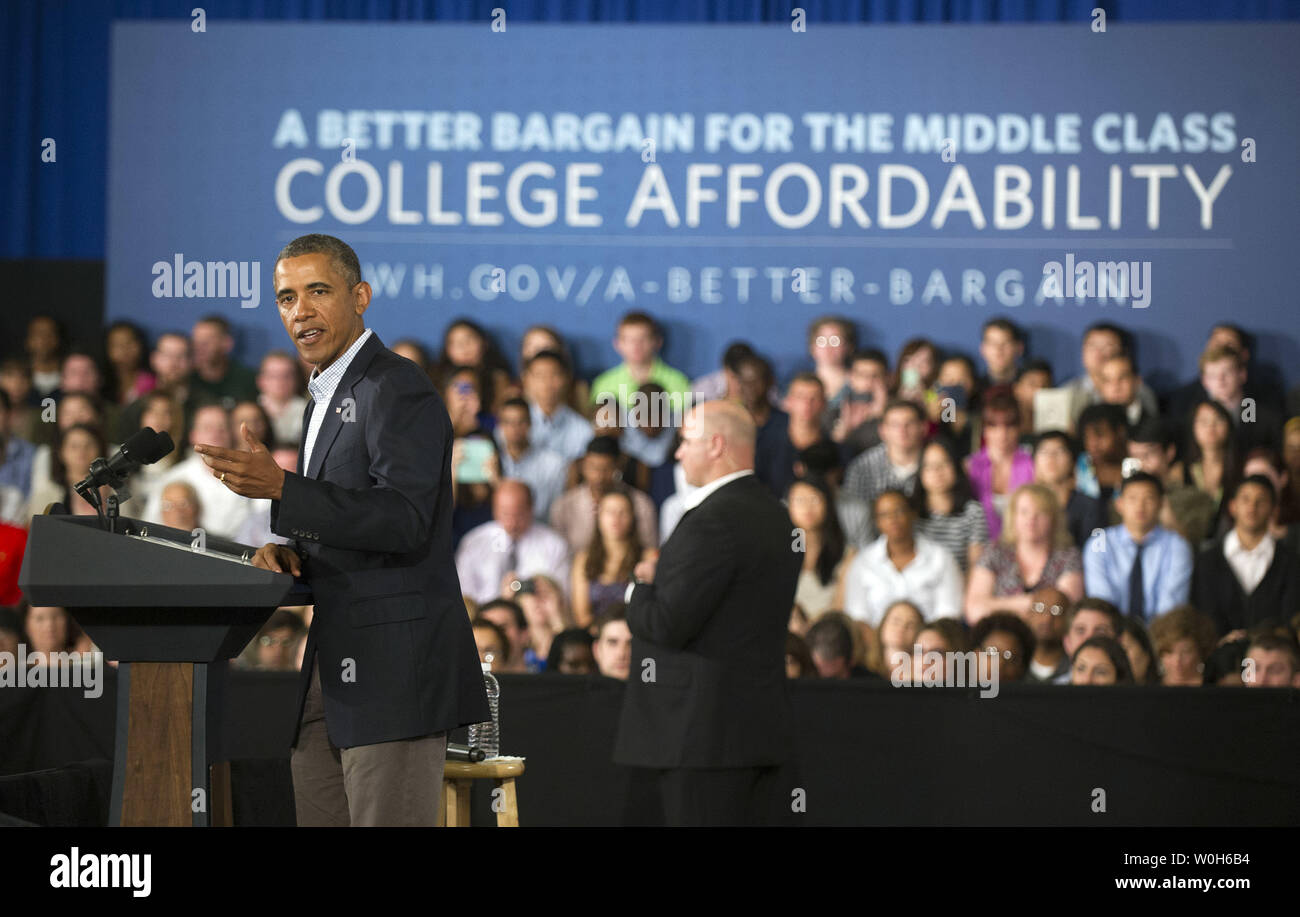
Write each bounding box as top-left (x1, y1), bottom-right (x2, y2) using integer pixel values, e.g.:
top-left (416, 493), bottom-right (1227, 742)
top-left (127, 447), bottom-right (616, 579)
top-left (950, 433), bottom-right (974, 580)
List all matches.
top-left (18, 511), bottom-right (307, 826)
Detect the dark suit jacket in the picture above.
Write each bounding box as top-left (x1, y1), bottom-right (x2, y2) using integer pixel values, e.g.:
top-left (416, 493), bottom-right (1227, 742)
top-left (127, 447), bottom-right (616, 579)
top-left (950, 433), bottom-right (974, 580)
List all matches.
top-left (1191, 534), bottom-right (1300, 635)
top-left (271, 332), bottom-right (488, 748)
top-left (613, 472), bottom-right (801, 769)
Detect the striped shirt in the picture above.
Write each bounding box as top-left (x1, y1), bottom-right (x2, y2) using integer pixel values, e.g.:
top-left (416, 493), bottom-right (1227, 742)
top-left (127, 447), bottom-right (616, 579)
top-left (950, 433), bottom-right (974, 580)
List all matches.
top-left (916, 499), bottom-right (990, 574)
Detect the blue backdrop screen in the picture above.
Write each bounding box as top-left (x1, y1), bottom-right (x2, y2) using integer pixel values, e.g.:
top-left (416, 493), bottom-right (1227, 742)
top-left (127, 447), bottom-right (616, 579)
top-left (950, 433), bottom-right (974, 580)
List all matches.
top-left (106, 22), bottom-right (1300, 388)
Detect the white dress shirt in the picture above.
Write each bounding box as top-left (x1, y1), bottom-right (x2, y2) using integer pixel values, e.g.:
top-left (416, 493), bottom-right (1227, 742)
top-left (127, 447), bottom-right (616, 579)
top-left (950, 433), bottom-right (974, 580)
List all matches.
top-left (1223, 530), bottom-right (1275, 596)
top-left (303, 328), bottom-right (373, 473)
top-left (842, 533), bottom-right (962, 627)
top-left (455, 519), bottom-right (572, 604)
top-left (625, 468), bottom-right (754, 603)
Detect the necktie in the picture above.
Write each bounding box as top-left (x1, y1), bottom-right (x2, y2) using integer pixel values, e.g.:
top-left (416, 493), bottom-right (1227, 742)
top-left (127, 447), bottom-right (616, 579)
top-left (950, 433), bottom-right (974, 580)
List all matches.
top-left (503, 539), bottom-right (519, 576)
top-left (1128, 540), bottom-right (1146, 619)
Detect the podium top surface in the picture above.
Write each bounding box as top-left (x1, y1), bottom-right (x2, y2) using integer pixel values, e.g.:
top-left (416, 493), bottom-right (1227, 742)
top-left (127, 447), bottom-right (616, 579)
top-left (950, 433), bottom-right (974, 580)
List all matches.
top-left (18, 512), bottom-right (304, 608)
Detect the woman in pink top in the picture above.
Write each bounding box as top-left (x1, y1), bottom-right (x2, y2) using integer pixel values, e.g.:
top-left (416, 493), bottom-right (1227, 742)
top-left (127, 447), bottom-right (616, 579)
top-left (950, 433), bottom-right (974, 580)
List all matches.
top-left (966, 385), bottom-right (1034, 540)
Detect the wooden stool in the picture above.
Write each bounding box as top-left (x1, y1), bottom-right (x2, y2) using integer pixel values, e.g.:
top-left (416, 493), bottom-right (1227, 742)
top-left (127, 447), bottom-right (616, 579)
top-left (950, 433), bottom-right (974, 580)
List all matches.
top-left (439, 758), bottom-right (525, 827)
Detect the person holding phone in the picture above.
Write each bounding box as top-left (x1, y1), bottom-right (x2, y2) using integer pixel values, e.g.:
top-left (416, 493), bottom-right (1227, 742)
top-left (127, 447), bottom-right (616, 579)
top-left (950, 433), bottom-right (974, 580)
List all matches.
top-left (443, 367), bottom-right (501, 541)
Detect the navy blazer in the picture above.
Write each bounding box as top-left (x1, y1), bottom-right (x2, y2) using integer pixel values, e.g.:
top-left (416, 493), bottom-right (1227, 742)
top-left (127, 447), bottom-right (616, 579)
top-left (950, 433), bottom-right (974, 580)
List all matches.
top-left (271, 332), bottom-right (488, 748)
top-left (613, 473), bottom-right (802, 769)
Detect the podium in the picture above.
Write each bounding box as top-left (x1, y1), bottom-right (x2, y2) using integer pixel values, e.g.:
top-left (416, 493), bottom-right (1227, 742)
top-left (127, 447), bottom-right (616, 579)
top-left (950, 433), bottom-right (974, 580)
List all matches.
top-left (17, 511), bottom-right (308, 827)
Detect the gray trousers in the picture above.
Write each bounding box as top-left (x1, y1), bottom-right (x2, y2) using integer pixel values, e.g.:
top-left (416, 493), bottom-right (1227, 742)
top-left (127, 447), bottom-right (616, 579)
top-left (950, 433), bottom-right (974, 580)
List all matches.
top-left (290, 658), bottom-right (447, 827)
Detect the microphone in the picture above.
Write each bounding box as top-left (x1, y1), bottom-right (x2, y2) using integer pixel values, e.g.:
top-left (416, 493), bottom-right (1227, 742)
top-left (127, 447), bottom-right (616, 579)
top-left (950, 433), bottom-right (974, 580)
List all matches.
top-left (74, 427), bottom-right (175, 506)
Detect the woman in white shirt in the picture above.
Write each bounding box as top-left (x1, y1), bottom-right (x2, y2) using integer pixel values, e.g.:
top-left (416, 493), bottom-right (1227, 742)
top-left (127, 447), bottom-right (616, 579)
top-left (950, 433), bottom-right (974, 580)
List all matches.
top-left (840, 489), bottom-right (963, 627)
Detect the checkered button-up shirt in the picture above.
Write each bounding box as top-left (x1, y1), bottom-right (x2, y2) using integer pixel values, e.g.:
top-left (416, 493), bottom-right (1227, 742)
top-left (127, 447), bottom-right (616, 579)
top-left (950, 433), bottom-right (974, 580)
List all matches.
top-left (303, 328), bottom-right (373, 473)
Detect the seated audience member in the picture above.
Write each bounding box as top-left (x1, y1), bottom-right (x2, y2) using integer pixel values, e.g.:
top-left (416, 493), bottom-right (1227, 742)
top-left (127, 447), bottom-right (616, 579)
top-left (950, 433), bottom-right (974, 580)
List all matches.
top-left (870, 599), bottom-right (925, 677)
top-left (693, 341), bottom-right (766, 406)
top-left (104, 321), bottom-right (156, 406)
top-left (1012, 359), bottom-right (1053, 434)
top-left (966, 484), bottom-right (1084, 623)
top-left (455, 480), bottom-right (571, 605)
top-left (929, 354), bottom-right (978, 458)
top-left (43, 349), bottom-right (119, 446)
top-left (614, 383), bottom-right (680, 500)
top-left (1196, 345), bottom-right (1281, 455)
top-left (472, 617), bottom-right (511, 673)
top-left (967, 387), bottom-right (1036, 543)
top-left (0, 390), bottom-right (37, 526)
top-left (805, 612), bottom-right (874, 679)
top-left (841, 490), bottom-right (962, 627)
top-left (120, 389), bottom-right (185, 515)
top-left (158, 481), bottom-right (201, 532)
top-left (523, 349), bottom-right (593, 463)
top-left (187, 315), bottom-right (258, 413)
top-left (1074, 403), bottom-right (1128, 503)
top-left (1192, 476), bottom-right (1300, 635)
top-left (24, 315), bottom-right (65, 400)
top-left (1069, 636), bottom-right (1134, 685)
top-left (731, 353), bottom-right (793, 498)
top-left (444, 365), bottom-right (500, 537)
top-left (785, 632), bottom-right (817, 679)
top-left (546, 628), bottom-right (596, 674)
top-left (571, 488), bottom-right (656, 628)
top-left (591, 605), bottom-right (632, 680)
top-left (787, 475), bottom-right (855, 620)
top-left (433, 318), bottom-right (513, 416)
top-left (970, 612), bottom-right (1035, 682)
top-left (830, 348), bottom-right (891, 460)
top-left (513, 325), bottom-right (591, 415)
top-left (1064, 323), bottom-right (1158, 427)
top-left (1168, 324), bottom-right (1283, 431)
top-left (549, 437), bottom-right (657, 552)
top-left (1083, 472), bottom-right (1193, 621)
top-left (1097, 352), bottom-right (1154, 427)
top-left (805, 315), bottom-right (856, 418)
top-left (22, 602), bottom-right (78, 655)
top-left (767, 372), bottom-right (834, 499)
top-left (477, 599), bottom-right (534, 673)
top-left (143, 402), bottom-right (259, 539)
top-left (979, 317), bottom-right (1025, 390)
top-left (894, 337), bottom-right (939, 406)
top-left (1126, 418), bottom-right (1215, 549)
top-left (30, 390), bottom-right (113, 487)
top-left (242, 609), bottom-right (305, 671)
top-left (1019, 586), bottom-right (1071, 683)
top-left (1234, 449), bottom-right (1300, 547)
top-left (1202, 638), bottom-right (1248, 686)
top-left (1243, 633), bottom-right (1300, 688)
top-left (915, 437), bottom-right (982, 572)
top-left (494, 397), bottom-right (567, 520)
top-left (113, 331), bottom-right (195, 442)
top-left (905, 617), bottom-right (974, 684)
top-left (842, 398), bottom-right (927, 543)
top-left (1119, 616), bottom-right (1160, 685)
top-left (27, 424), bottom-right (111, 520)
top-left (255, 350), bottom-right (307, 446)
top-left (1179, 398), bottom-right (1239, 516)
top-left (1, 358), bottom-right (38, 439)
top-left (389, 339), bottom-right (432, 374)
top-left (1032, 430), bottom-right (1109, 548)
top-left (1283, 418), bottom-right (1300, 507)
top-left (230, 400), bottom-right (273, 453)
top-left (590, 311), bottom-right (692, 413)
top-left (516, 574), bottom-right (572, 670)
top-left (1149, 604), bottom-right (1218, 686)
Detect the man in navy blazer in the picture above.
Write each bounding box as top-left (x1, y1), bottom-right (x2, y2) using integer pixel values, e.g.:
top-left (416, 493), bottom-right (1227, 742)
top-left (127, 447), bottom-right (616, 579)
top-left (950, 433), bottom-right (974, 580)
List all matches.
top-left (197, 234), bottom-right (487, 826)
top-left (613, 399), bottom-right (802, 825)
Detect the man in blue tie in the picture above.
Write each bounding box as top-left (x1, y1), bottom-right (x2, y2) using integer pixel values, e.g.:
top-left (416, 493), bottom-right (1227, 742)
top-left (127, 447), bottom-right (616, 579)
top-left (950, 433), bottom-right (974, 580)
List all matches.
top-left (1083, 471), bottom-right (1193, 620)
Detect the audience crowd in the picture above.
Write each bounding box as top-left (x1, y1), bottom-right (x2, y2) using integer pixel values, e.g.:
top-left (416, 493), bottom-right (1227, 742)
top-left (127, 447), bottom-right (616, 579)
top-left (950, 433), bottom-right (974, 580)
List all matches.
top-left (3, 310), bottom-right (1300, 690)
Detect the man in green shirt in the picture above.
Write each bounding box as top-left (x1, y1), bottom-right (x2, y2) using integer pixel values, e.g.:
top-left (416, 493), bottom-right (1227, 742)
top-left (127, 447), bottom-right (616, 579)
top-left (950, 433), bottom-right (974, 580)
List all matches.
top-left (590, 311), bottom-right (693, 418)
